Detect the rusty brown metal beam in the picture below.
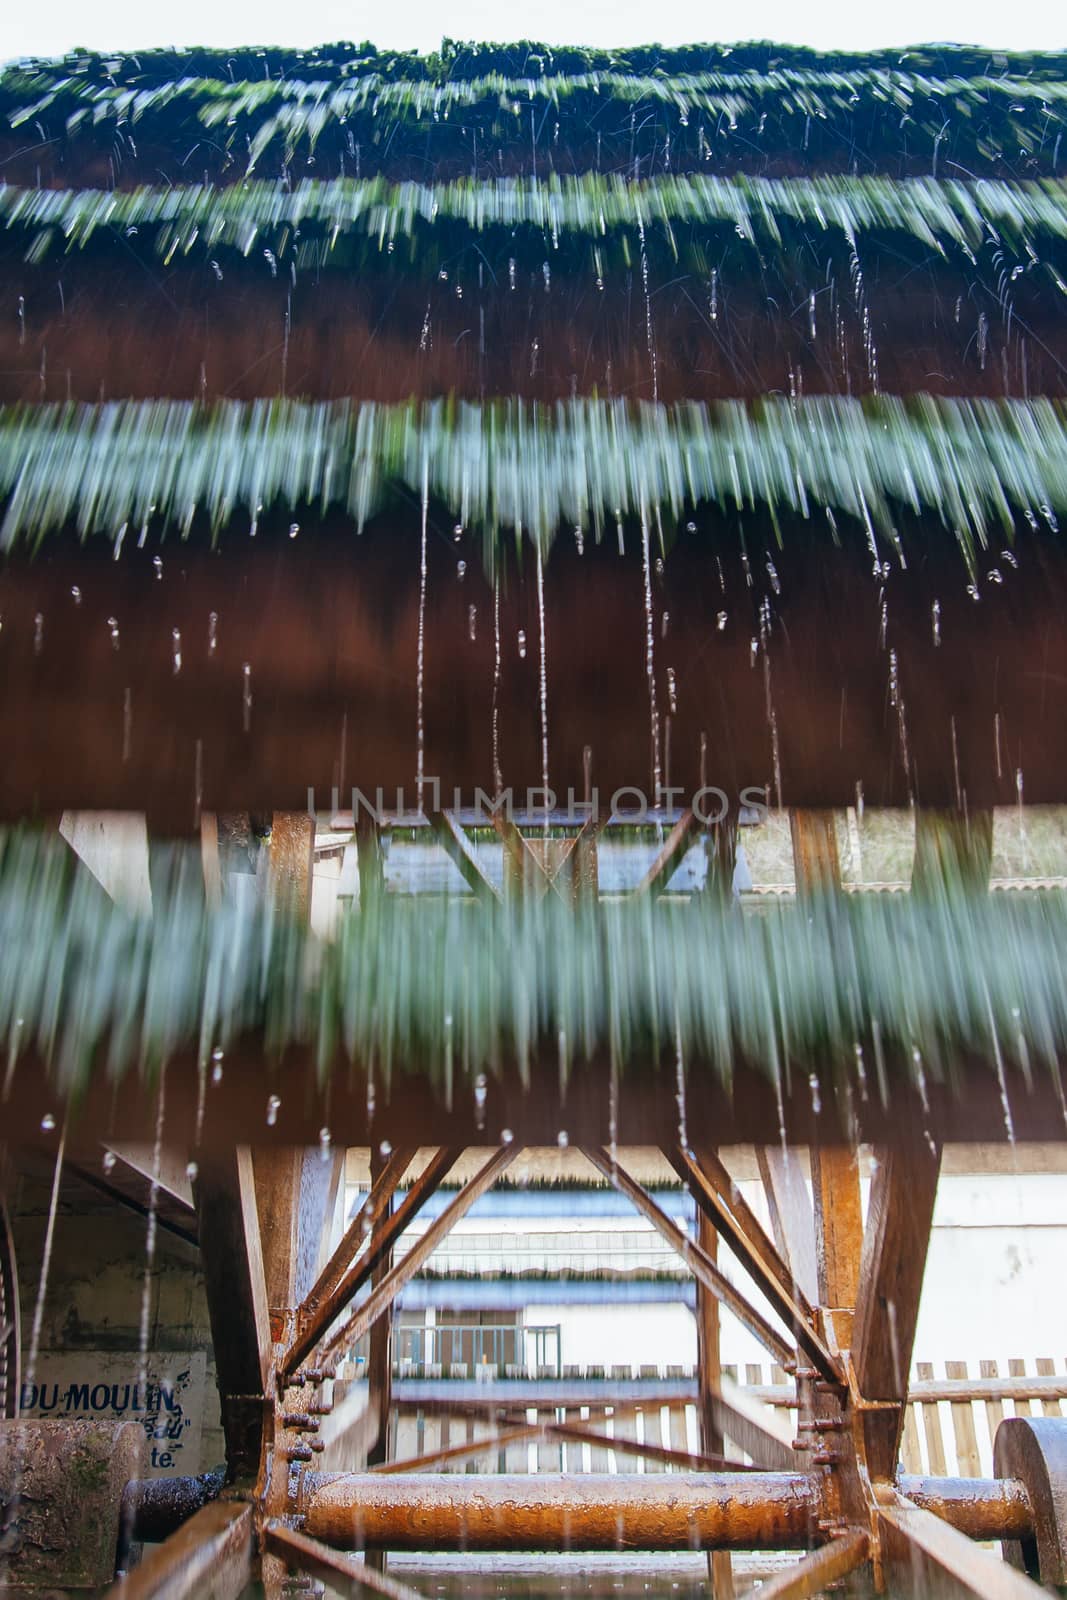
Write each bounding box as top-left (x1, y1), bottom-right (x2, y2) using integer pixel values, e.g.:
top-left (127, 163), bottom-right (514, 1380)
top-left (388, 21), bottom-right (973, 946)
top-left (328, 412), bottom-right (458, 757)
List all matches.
top-left (263, 1521), bottom-right (426, 1600)
top-left (286, 1146), bottom-right (454, 1377)
top-left (579, 1145), bottom-right (796, 1371)
top-left (104, 1501), bottom-right (253, 1600)
top-left (737, 1530), bottom-right (869, 1600)
top-left (301, 1471), bottom-right (820, 1551)
top-left (756, 1146), bottom-right (818, 1306)
top-left (307, 1143), bottom-right (520, 1376)
top-left (667, 1147), bottom-right (841, 1388)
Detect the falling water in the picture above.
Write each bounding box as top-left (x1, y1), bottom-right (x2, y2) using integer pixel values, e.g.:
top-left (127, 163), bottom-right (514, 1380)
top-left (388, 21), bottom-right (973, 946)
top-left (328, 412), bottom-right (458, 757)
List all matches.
top-left (492, 576), bottom-right (503, 797)
top-left (536, 548), bottom-right (550, 826)
top-left (416, 456), bottom-right (429, 815)
top-left (640, 516), bottom-right (662, 799)
top-left (137, 1071), bottom-right (167, 1398)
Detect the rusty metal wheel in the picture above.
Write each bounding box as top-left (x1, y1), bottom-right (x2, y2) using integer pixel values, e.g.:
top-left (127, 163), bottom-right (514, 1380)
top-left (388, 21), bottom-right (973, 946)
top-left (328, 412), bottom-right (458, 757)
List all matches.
top-left (995, 1415), bottom-right (1067, 1586)
top-left (0, 1194), bottom-right (20, 1419)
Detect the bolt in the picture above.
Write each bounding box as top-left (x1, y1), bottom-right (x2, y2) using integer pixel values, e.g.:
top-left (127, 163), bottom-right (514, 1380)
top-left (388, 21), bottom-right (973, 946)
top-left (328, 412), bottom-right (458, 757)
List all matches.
top-left (282, 1413), bottom-right (320, 1431)
top-left (286, 1446), bottom-right (314, 1463)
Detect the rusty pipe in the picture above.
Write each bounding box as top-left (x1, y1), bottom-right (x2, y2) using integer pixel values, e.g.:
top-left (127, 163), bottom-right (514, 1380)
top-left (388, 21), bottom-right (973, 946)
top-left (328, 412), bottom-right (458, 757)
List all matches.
top-left (301, 1471), bottom-right (819, 1551)
top-left (900, 1474), bottom-right (1033, 1543)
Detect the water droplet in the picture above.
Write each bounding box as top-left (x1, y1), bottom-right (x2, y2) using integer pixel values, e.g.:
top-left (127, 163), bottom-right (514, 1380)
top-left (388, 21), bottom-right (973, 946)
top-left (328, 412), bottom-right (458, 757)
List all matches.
top-left (40, 1112), bottom-right (55, 1132)
top-left (500, 1127), bottom-right (514, 1145)
top-left (716, 611), bottom-right (728, 631)
top-left (453, 523), bottom-right (463, 542)
top-left (456, 560), bottom-right (467, 581)
top-left (153, 555), bottom-right (163, 580)
top-left (186, 1160), bottom-right (198, 1181)
top-left (557, 1130), bottom-right (569, 1149)
top-left (517, 629), bottom-right (527, 659)
top-left (102, 1150), bottom-right (116, 1173)
top-left (107, 616), bottom-right (120, 650)
top-left (33, 613), bottom-right (43, 654)
top-left (289, 522), bottom-right (300, 539)
top-left (208, 612), bottom-right (218, 655)
top-left (988, 568), bottom-right (1004, 585)
top-left (686, 521), bottom-right (697, 534)
top-left (211, 1046), bottom-right (224, 1084)
top-left (468, 605), bottom-right (477, 642)
top-left (70, 585), bottom-right (81, 605)
top-left (379, 1139), bottom-right (392, 1159)
top-left (319, 1126), bottom-right (332, 1161)
top-left (266, 1093), bottom-right (281, 1127)
top-left (172, 628), bottom-right (182, 675)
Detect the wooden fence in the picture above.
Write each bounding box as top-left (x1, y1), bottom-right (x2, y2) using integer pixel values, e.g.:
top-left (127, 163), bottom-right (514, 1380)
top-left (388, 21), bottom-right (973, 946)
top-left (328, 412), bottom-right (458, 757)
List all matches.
top-left (387, 1356), bottom-right (1067, 1478)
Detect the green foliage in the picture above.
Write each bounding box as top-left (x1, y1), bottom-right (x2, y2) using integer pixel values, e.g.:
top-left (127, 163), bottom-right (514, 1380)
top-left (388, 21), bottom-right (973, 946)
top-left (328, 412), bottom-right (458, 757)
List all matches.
top-left (1, 827), bottom-right (1063, 1112)
top-left (1, 394), bottom-right (1063, 565)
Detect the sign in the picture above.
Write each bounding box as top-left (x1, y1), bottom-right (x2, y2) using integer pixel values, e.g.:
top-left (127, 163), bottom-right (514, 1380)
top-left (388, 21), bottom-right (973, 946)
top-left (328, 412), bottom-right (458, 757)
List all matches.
top-left (20, 1352), bottom-right (207, 1476)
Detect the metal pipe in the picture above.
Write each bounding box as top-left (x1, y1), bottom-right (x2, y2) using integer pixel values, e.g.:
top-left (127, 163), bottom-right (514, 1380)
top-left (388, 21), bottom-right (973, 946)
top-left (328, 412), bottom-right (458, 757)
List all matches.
top-left (901, 1475), bottom-right (1033, 1543)
top-left (301, 1471), bottom-right (819, 1551)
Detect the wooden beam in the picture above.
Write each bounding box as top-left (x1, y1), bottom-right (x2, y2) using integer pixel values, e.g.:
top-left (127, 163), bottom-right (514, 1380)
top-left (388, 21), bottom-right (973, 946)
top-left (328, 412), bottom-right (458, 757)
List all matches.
top-left (810, 1146), bottom-right (863, 1313)
top-left (286, 1146), bottom-right (453, 1377)
top-left (263, 1521), bottom-right (427, 1600)
top-left (579, 1146), bottom-right (795, 1372)
top-left (200, 813), bottom-right (223, 907)
top-left (429, 811), bottom-right (500, 903)
top-left (365, 1143), bottom-right (395, 1468)
top-left (757, 1146), bottom-right (818, 1305)
top-left (371, 1425), bottom-right (538, 1475)
top-left (104, 1502), bottom-right (253, 1600)
top-left (737, 1531), bottom-right (869, 1600)
top-left (667, 1147), bottom-right (841, 1387)
top-left (268, 810), bottom-right (315, 922)
top-left (789, 809), bottom-right (840, 897)
top-left (544, 1418), bottom-right (755, 1475)
top-left (192, 1149), bottom-right (271, 1479)
top-left (314, 1144), bottom-right (520, 1372)
top-left (356, 813), bottom-right (385, 902)
top-left (695, 1206), bottom-right (736, 1598)
top-left (912, 809), bottom-right (994, 895)
top-left (853, 1141), bottom-right (942, 1478)
top-left (636, 809), bottom-right (699, 897)
top-left (875, 1489), bottom-right (1045, 1600)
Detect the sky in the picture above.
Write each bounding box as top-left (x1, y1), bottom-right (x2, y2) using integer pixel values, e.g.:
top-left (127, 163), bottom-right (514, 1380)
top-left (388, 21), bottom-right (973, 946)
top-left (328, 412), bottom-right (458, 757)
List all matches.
top-left (0, 0), bottom-right (1064, 62)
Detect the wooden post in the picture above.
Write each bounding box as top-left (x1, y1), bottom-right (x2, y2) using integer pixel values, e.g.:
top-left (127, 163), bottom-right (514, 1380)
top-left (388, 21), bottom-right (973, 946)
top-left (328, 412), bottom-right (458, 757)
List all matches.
top-left (697, 1208), bottom-right (735, 1599)
top-left (366, 1144), bottom-right (395, 1470)
top-left (269, 811), bottom-right (316, 923)
top-left (192, 1149), bottom-right (271, 1481)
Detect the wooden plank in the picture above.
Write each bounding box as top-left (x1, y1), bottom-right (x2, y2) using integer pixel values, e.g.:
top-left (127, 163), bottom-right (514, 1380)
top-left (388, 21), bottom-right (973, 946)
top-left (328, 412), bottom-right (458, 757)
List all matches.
top-left (810, 1146), bottom-right (863, 1312)
top-left (59, 811), bottom-right (153, 912)
top-left (192, 1149), bottom-right (271, 1478)
top-left (1010, 1359), bottom-right (1035, 1419)
top-left (736, 1531), bottom-right (868, 1600)
top-left (428, 811), bottom-right (500, 903)
top-left (980, 1359), bottom-right (1006, 1469)
top-left (636, 809), bottom-right (699, 897)
top-left (366, 1143), bottom-right (396, 1468)
top-left (668, 1147), bottom-right (839, 1385)
top-left (316, 1145), bottom-right (521, 1370)
top-left (269, 811), bottom-right (316, 922)
top-left (253, 1147), bottom-right (334, 1314)
top-left (693, 1147), bottom-right (818, 1323)
top-left (1037, 1357), bottom-right (1062, 1418)
top-left (917, 1362), bottom-right (948, 1477)
top-left (789, 808), bottom-right (841, 896)
top-left (200, 813), bottom-right (222, 907)
top-left (263, 1521), bottom-right (426, 1600)
top-left (756, 1146), bottom-right (818, 1306)
top-left (586, 1408), bottom-right (612, 1474)
top-left (370, 1425), bottom-right (536, 1475)
top-left (104, 1502), bottom-right (253, 1600)
top-left (852, 1140), bottom-right (942, 1476)
top-left (876, 1489), bottom-right (1045, 1600)
top-left (901, 1400), bottom-right (923, 1474)
top-left (946, 1361), bottom-right (982, 1478)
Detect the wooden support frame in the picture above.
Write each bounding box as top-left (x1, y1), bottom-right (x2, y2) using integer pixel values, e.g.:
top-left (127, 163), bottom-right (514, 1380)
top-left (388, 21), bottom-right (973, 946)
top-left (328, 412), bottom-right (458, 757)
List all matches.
top-left (579, 1146), bottom-right (796, 1371)
top-left (264, 1521), bottom-right (426, 1600)
top-left (667, 1147), bottom-right (841, 1387)
top-left (365, 1144), bottom-right (396, 1469)
top-left (429, 811), bottom-right (501, 903)
top-left (853, 1140), bottom-right (943, 1478)
top-left (285, 1146), bottom-right (457, 1377)
top-left (756, 1146), bottom-right (818, 1305)
top-left (636, 809), bottom-right (700, 896)
top-left (311, 1144), bottom-right (521, 1374)
top-left (192, 1148), bottom-right (271, 1479)
top-left (738, 1530), bottom-right (869, 1600)
top-left (104, 1502), bottom-right (254, 1600)
top-left (875, 1488), bottom-right (1043, 1600)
